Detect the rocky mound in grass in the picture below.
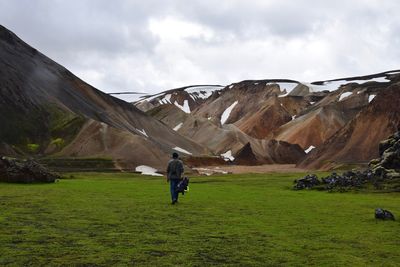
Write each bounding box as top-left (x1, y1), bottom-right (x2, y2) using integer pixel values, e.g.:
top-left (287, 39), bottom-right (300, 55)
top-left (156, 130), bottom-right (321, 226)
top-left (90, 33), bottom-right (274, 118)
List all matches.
top-left (0, 156), bottom-right (59, 183)
top-left (294, 130), bottom-right (400, 191)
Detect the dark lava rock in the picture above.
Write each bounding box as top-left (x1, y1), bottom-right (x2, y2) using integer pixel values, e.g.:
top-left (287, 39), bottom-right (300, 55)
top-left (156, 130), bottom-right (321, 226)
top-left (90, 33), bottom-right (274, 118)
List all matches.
top-left (293, 174), bottom-right (320, 190)
top-left (294, 131), bottom-right (400, 191)
top-left (321, 170), bottom-right (372, 190)
top-left (293, 170), bottom-right (372, 191)
top-left (375, 208), bottom-right (395, 220)
top-left (373, 130), bottom-right (400, 171)
top-left (0, 156), bottom-right (59, 183)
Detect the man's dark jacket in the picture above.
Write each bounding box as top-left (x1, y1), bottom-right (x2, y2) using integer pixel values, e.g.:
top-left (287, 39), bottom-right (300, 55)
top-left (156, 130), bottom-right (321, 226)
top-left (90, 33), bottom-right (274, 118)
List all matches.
top-left (167, 159), bottom-right (184, 180)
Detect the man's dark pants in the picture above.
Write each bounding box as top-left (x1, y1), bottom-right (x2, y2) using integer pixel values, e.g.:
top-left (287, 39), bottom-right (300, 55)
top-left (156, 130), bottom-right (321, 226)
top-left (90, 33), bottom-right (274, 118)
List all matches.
top-left (169, 179), bottom-right (180, 202)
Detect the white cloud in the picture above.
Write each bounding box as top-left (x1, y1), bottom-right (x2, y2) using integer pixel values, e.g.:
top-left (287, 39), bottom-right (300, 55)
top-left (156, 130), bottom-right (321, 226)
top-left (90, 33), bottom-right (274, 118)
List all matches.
top-left (149, 16), bottom-right (214, 42)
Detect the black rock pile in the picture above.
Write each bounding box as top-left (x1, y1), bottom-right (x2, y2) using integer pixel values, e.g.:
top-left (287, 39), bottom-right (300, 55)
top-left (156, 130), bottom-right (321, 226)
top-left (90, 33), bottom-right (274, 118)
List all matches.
top-left (293, 174), bottom-right (320, 190)
top-left (294, 130), bottom-right (400, 191)
top-left (293, 170), bottom-right (373, 191)
top-left (321, 170), bottom-right (374, 190)
top-left (0, 156), bottom-right (59, 183)
top-left (375, 208), bottom-right (395, 221)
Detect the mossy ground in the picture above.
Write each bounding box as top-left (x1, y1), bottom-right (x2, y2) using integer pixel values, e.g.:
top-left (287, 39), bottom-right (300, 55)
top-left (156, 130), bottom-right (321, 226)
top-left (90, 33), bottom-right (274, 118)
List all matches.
top-left (0, 172), bottom-right (399, 266)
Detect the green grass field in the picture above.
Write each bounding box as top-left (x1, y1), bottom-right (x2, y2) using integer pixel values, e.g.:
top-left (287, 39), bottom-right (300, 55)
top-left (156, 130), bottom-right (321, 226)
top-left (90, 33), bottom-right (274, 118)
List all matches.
top-left (0, 172), bottom-right (399, 266)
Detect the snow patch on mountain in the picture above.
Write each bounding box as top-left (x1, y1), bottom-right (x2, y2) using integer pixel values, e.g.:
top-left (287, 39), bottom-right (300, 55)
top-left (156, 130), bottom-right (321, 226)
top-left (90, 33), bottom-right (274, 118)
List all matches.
top-left (163, 94), bottom-right (172, 103)
top-left (368, 95), bottom-right (376, 103)
top-left (386, 70), bottom-right (400, 74)
top-left (185, 85), bottom-right (224, 100)
top-left (221, 101), bottom-right (239, 125)
top-left (135, 165), bottom-right (163, 176)
top-left (136, 128), bottom-right (148, 137)
top-left (305, 145), bottom-right (315, 154)
top-left (157, 94), bottom-right (172, 105)
top-left (267, 82), bottom-right (299, 97)
top-left (221, 150), bottom-right (235, 161)
top-left (278, 92), bottom-right (289, 98)
top-left (338, 92), bottom-right (353, 101)
top-left (308, 77), bottom-right (390, 92)
top-left (173, 122), bottom-right (183, 131)
top-left (173, 146), bottom-right (192, 155)
top-left (174, 100), bottom-right (191, 113)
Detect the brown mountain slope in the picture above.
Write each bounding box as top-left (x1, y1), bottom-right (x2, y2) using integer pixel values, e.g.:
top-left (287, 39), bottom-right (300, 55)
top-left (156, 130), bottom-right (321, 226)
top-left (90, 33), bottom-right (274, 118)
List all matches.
top-left (138, 71), bottom-right (400, 168)
top-left (272, 79), bottom-right (396, 149)
top-left (298, 84), bottom-right (400, 169)
top-left (272, 105), bottom-right (350, 149)
top-left (58, 120), bottom-right (170, 170)
top-left (0, 25), bottom-right (207, 169)
top-left (138, 80), bottom-right (307, 139)
top-left (150, 108), bottom-right (305, 164)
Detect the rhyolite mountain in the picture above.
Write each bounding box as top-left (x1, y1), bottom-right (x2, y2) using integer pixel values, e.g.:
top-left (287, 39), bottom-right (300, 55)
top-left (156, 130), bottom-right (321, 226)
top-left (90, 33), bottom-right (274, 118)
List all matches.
top-left (0, 25), bottom-right (305, 168)
top-left (136, 71), bottom-right (400, 169)
top-left (1, 24), bottom-right (400, 171)
top-left (0, 25), bottom-right (207, 171)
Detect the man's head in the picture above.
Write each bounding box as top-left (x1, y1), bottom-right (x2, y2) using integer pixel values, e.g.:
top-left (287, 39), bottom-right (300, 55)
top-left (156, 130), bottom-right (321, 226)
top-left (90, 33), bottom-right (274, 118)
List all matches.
top-left (172, 152), bottom-right (179, 159)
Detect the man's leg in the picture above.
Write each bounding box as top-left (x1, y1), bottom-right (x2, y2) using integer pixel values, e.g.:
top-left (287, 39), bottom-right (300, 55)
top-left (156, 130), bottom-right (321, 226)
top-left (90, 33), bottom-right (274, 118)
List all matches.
top-left (170, 180), bottom-right (176, 203)
top-left (170, 180), bottom-right (179, 203)
top-left (174, 180), bottom-right (179, 202)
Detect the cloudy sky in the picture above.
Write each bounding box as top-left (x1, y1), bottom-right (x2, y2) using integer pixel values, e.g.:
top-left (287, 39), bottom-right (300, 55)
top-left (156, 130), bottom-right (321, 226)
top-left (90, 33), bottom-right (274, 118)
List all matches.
top-left (1, 0), bottom-right (399, 95)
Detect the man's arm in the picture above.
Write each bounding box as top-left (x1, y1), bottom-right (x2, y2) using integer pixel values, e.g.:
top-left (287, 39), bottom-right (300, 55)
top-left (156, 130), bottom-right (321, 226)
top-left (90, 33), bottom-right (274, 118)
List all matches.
top-left (166, 162), bottom-right (171, 182)
top-left (179, 160), bottom-right (184, 178)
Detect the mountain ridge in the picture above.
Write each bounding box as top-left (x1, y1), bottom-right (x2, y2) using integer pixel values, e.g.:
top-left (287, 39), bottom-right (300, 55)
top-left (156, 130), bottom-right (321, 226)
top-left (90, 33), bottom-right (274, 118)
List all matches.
top-left (0, 25), bottom-right (207, 170)
top-left (1, 24), bottom-right (399, 170)
top-left (136, 67), bottom-right (400, 169)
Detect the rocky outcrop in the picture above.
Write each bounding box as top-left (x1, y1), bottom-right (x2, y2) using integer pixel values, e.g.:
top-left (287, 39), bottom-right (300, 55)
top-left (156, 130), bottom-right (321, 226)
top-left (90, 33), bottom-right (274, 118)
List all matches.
top-left (233, 143), bottom-right (259, 165)
top-left (294, 131), bottom-right (400, 191)
top-left (0, 156), bottom-right (59, 183)
top-left (369, 130), bottom-right (400, 178)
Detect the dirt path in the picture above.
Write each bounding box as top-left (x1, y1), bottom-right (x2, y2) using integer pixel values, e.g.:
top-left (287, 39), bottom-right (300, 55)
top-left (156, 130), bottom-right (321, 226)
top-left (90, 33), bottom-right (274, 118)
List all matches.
top-left (194, 164), bottom-right (307, 175)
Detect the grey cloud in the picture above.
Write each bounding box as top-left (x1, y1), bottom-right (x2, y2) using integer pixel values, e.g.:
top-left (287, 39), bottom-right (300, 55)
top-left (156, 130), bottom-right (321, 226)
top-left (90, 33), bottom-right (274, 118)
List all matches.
top-left (0, 0), bottom-right (160, 57)
top-left (0, 0), bottom-right (399, 94)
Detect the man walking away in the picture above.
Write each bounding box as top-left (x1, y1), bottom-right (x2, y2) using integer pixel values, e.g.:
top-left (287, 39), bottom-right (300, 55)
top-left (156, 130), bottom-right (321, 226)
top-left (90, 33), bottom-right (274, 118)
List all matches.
top-left (167, 152), bottom-right (184, 204)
